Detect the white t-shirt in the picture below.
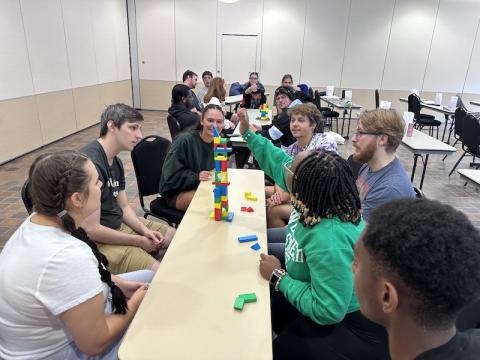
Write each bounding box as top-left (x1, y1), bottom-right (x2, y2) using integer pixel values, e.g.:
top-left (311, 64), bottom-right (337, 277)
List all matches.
top-left (0, 215), bottom-right (111, 360)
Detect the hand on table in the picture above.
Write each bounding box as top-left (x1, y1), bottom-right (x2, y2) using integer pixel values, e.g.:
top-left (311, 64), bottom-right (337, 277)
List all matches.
top-left (259, 253), bottom-right (282, 281)
top-left (199, 170), bottom-right (211, 181)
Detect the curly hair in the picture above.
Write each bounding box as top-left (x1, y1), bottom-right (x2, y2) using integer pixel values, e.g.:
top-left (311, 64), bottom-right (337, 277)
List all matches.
top-left (291, 151), bottom-right (361, 227)
top-left (363, 198), bottom-right (480, 328)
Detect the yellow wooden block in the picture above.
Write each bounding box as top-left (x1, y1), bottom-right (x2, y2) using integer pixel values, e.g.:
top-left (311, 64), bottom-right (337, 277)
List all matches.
top-left (214, 137), bottom-right (220, 144)
top-left (215, 203), bottom-right (221, 209)
top-left (210, 211), bottom-right (214, 219)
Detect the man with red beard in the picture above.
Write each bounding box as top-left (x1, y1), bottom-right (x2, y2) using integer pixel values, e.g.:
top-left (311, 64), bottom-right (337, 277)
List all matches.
top-left (351, 109), bottom-right (414, 221)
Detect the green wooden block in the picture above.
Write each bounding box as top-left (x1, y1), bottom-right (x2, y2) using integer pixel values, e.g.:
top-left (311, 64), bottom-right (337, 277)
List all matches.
top-left (234, 296), bottom-right (245, 311)
top-left (239, 293), bottom-right (257, 303)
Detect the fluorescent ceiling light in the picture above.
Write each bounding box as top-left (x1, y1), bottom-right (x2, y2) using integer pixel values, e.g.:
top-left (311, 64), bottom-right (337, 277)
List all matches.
top-left (219, 0), bottom-right (241, 3)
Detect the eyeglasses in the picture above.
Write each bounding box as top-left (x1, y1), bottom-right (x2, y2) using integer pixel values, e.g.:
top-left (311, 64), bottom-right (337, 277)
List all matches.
top-left (352, 130), bottom-right (383, 137)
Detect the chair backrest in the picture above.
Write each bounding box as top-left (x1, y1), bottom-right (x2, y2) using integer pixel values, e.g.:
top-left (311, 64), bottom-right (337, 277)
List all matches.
top-left (308, 87), bottom-right (314, 101)
top-left (131, 135), bottom-right (172, 208)
top-left (407, 93), bottom-right (422, 118)
top-left (454, 107), bottom-right (467, 139)
top-left (462, 113), bottom-right (480, 156)
top-left (167, 114), bottom-right (182, 140)
top-left (21, 180), bottom-right (33, 214)
top-left (341, 89), bottom-right (346, 99)
top-left (375, 89), bottom-right (380, 109)
top-left (314, 90), bottom-right (321, 111)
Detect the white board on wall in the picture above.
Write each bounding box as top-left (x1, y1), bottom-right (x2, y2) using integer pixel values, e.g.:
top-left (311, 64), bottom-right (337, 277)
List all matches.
top-left (381, 0), bottom-right (438, 91)
top-left (464, 19), bottom-right (480, 94)
top-left (341, 0), bottom-right (395, 90)
top-left (61, 0), bottom-right (98, 88)
top-left (301, 0), bottom-right (349, 87)
top-left (136, 0), bottom-right (176, 81)
top-left (174, 0), bottom-right (217, 82)
top-left (21, 0), bottom-right (72, 94)
top-left (220, 35), bottom-right (259, 84)
top-left (423, 0), bottom-right (480, 93)
top-left (0, 0), bottom-right (34, 100)
top-left (261, 0), bottom-right (306, 85)
top-left (92, 0), bottom-right (120, 84)
top-left (114, 0), bottom-right (131, 81)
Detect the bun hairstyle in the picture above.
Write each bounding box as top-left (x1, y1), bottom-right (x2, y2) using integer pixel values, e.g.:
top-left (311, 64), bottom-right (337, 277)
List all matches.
top-left (275, 85), bottom-right (296, 101)
top-left (29, 150), bottom-right (128, 314)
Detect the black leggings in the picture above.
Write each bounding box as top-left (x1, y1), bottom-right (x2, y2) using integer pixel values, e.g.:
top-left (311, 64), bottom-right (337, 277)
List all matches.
top-left (270, 288), bottom-right (389, 360)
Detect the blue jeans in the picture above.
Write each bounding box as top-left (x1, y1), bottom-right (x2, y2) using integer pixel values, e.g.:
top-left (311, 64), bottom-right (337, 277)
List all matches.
top-left (267, 227), bottom-right (287, 267)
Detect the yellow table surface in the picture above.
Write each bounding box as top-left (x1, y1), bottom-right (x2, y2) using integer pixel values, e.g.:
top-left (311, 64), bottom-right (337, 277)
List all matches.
top-left (119, 168), bottom-right (272, 360)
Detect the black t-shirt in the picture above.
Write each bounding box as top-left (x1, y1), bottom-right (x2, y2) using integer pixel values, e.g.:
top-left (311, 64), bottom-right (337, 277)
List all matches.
top-left (416, 330), bottom-right (480, 359)
top-left (81, 140), bottom-right (125, 229)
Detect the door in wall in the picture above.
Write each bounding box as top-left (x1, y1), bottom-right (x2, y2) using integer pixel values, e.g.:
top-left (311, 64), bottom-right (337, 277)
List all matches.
top-left (219, 34), bottom-right (259, 85)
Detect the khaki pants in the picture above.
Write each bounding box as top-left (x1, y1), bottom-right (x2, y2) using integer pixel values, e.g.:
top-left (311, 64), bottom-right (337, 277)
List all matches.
top-left (97, 218), bottom-right (169, 275)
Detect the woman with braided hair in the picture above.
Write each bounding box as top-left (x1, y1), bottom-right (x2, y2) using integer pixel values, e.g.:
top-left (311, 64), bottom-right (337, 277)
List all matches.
top-left (0, 151), bottom-right (153, 359)
top-left (237, 109), bottom-right (389, 360)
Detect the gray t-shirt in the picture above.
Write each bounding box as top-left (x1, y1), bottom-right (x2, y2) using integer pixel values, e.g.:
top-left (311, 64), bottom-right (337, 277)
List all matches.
top-left (356, 158), bottom-right (415, 222)
top-left (81, 140), bottom-right (125, 229)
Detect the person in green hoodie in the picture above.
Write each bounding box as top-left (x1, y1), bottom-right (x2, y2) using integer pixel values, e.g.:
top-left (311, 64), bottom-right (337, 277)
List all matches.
top-left (237, 109), bottom-right (389, 360)
top-left (159, 104), bottom-right (225, 211)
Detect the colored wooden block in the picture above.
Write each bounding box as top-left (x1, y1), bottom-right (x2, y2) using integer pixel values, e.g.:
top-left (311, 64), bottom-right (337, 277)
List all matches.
top-left (246, 207), bottom-right (254, 212)
top-left (226, 212), bottom-right (234, 222)
top-left (241, 206), bottom-right (247, 212)
top-left (250, 242), bottom-right (261, 251)
top-left (234, 296), bottom-right (245, 311)
top-left (246, 195), bottom-right (257, 201)
top-left (239, 293), bottom-right (257, 303)
top-left (238, 235), bottom-right (258, 243)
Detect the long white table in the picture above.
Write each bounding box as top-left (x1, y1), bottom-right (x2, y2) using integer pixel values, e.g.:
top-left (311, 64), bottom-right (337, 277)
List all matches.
top-left (458, 169), bottom-right (480, 189)
top-left (401, 129), bottom-right (457, 189)
top-left (119, 169), bottom-right (272, 360)
top-left (319, 96), bottom-right (361, 139)
top-left (399, 97), bottom-right (455, 143)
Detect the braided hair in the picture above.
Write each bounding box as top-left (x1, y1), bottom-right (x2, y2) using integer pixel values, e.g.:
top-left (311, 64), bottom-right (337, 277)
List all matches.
top-left (291, 151), bottom-right (361, 227)
top-left (29, 150), bottom-right (128, 314)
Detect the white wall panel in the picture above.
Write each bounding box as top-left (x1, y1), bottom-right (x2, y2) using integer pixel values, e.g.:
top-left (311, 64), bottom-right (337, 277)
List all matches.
top-left (114, 0), bottom-right (131, 80)
top-left (341, 0), bottom-right (395, 89)
top-left (0, 0), bottom-right (34, 100)
top-left (382, 0), bottom-right (438, 91)
top-left (464, 19), bottom-right (480, 94)
top-left (301, 0), bottom-right (350, 87)
top-left (21, 0), bottom-right (71, 93)
top-left (92, 0), bottom-right (119, 83)
top-left (136, 0), bottom-right (176, 80)
top-left (174, 0), bottom-right (217, 82)
top-left (217, 0), bottom-right (263, 35)
top-left (61, 0), bottom-right (98, 88)
top-left (423, 0), bottom-right (480, 93)
top-left (261, 0), bottom-right (306, 85)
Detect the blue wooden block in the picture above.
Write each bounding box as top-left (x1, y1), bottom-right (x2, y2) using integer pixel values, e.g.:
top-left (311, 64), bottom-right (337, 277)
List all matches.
top-left (250, 242), bottom-right (261, 251)
top-left (238, 234), bottom-right (258, 243)
top-left (226, 212), bottom-right (234, 222)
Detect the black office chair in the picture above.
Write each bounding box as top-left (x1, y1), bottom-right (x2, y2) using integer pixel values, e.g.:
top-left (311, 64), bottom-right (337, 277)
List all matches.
top-left (413, 186), bottom-right (425, 199)
top-left (375, 89), bottom-right (380, 109)
top-left (314, 90), bottom-right (339, 132)
top-left (21, 180), bottom-right (33, 214)
top-left (408, 93), bottom-right (442, 138)
top-left (167, 114), bottom-right (182, 141)
top-left (448, 112), bottom-right (480, 176)
top-left (131, 135), bottom-right (185, 227)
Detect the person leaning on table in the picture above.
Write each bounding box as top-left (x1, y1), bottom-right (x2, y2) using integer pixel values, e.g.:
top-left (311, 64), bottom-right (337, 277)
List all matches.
top-left (0, 151), bottom-right (152, 360)
top-left (236, 109), bottom-right (389, 360)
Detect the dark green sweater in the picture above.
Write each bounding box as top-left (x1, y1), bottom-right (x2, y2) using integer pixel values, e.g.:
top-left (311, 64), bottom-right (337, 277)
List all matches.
top-left (159, 132), bottom-right (214, 197)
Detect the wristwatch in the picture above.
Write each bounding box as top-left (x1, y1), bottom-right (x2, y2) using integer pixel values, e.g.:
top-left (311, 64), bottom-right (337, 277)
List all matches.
top-left (269, 268), bottom-right (287, 291)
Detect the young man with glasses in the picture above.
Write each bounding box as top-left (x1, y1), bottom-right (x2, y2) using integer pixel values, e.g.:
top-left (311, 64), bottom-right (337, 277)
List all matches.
top-left (351, 109), bottom-right (415, 221)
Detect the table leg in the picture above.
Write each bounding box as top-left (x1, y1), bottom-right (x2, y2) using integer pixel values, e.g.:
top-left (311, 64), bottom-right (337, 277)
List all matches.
top-left (441, 114), bottom-right (449, 142)
top-left (344, 108), bottom-right (353, 140)
top-left (340, 109), bottom-right (346, 138)
top-left (446, 115), bottom-right (455, 144)
top-left (411, 154), bottom-right (419, 182)
top-left (419, 154), bottom-right (429, 190)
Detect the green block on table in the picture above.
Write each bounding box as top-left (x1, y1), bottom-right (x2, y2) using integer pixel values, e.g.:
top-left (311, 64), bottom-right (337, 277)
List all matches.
top-left (239, 293), bottom-right (257, 303)
top-left (234, 296), bottom-right (245, 311)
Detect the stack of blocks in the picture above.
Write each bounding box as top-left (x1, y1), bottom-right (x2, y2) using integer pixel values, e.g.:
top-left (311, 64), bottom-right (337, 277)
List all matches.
top-left (212, 127), bottom-right (234, 222)
top-left (259, 104), bottom-right (269, 121)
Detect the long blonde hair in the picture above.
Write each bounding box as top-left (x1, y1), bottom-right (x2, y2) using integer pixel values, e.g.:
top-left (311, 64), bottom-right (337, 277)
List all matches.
top-left (204, 77), bottom-right (226, 103)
